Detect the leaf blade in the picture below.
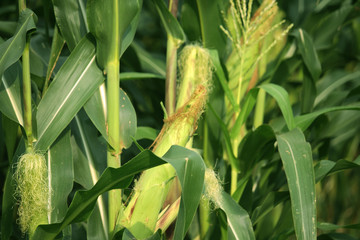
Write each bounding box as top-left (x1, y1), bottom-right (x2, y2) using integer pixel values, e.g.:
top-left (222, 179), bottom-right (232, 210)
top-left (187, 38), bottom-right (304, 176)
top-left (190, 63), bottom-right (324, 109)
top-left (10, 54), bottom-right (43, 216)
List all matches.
top-left (276, 128), bottom-right (316, 240)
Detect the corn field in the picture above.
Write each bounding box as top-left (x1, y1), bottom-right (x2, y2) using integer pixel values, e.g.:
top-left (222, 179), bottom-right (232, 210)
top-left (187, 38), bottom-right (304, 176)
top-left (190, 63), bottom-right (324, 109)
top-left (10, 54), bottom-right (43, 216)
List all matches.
top-left (0, 0), bottom-right (360, 239)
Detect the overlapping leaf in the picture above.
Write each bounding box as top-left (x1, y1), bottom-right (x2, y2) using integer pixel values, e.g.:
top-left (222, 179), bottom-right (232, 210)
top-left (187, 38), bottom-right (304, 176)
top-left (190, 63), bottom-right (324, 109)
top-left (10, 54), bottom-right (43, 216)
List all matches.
top-left (35, 34), bottom-right (104, 151)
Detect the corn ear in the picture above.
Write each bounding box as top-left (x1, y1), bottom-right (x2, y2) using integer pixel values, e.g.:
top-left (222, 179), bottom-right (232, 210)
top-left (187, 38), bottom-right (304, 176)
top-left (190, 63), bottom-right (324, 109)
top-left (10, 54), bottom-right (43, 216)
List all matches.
top-left (118, 45), bottom-right (212, 239)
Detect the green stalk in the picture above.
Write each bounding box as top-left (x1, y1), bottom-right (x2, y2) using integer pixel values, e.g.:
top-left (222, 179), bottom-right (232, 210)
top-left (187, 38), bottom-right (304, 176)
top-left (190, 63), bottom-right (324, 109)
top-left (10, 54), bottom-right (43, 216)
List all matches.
top-left (19, 0), bottom-right (32, 151)
top-left (199, 198), bottom-right (211, 239)
top-left (106, 59), bottom-right (122, 236)
top-left (22, 36), bottom-right (33, 151)
top-left (106, 1), bottom-right (122, 233)
top-left (165, 0), bottom-right (179, 115)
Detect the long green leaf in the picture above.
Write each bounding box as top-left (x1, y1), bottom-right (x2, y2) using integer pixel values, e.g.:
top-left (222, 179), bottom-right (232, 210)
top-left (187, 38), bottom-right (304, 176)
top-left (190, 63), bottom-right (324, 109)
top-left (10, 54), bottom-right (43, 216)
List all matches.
top-left (152, 0), bottom-right (186, 44)
top-left (196, 0), bottom-right (227, 55)
top-left (292, 28), bottom-right (321, 81)
top-left (276, 128), bottom-right (316, 240)
top-left (86, 0), bottom-right (142, 69)
top-left (0, 9), bottom-right (36, 126)
top-left (71, 113), bottom-right (108, 239)
top-left (295, 104), bottom-right (360, 131)
top-left (314, 71), bottom-right (360, 107)
top-left (314, 157), bottom-right (360, 183)
top-left (35, 34), bottom-right (104, 151)
top-left (0, 8), bottom-right (36, 78)
top-left (209, 49), bottom-right (238, 112)
top-left (52, 0), bottom-right (87, 51)
top-left (33, 146), bottom-right (204, 239)
top-left (0, 63), bottom-right (23, 125)
top-left (218, 191), bottom-right (255, 240)
top-left (169, 148), bottom-right (205, 240)
top-left (260, 83), bottom-right (296, 130)
top-left (47, 130), bottom-right (73, 223)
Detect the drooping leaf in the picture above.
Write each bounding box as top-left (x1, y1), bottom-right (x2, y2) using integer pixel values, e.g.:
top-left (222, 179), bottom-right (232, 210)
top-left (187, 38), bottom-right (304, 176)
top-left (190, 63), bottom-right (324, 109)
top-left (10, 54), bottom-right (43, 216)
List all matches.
top-left (152, 0), bottom-right (186, 44)
top-left (260, 83), bottom-right (296, 131)
top-left (52, 0), bottom-right (87, 51)
top-left (33, 146), bottom-right (204, 240)
top-left (314, 157), bottom-right (360, 183)
top-left (276, 128), bottom-right (316, 240)
top-left (0, 63), bottom-right (23, 125)
top-left (314, 71), bottom-right (360, 107)
top-left (0, 8), bottom-right (36, 78)
top-left (295, 104), bottom-right (360, 131)
top-left (35, 34), bottom-right (104, 151)
top-left (218, 191), bottom-right (255, 240)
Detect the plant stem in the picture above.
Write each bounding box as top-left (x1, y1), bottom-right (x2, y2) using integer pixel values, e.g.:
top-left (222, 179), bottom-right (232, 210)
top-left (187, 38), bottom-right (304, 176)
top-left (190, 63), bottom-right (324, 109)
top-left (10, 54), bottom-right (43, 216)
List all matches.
top-left (253, 88), bottom-right (265, 128)
top-left (19, 0), bottom-right (32, 152)
top-left (106, 61), bottom-right (122, 234)
top-left (199, 198), bottom-right (211, 239)
top-left (22, 37), bottom-right (33, 151)
top-left (165, 0), bottom-right (179, 115)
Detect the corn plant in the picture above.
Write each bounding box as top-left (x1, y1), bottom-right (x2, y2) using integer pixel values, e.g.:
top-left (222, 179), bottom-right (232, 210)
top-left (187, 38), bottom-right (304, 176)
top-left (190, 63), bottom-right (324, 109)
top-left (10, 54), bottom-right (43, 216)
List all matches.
top-left (1, 0), bottom-right (360, 240)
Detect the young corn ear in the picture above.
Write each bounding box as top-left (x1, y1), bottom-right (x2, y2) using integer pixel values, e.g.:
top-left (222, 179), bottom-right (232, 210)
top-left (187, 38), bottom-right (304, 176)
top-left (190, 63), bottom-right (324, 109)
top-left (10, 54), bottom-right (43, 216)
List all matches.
top-left (118, 45), bottom-right (212, 239)
top-left (14, 152), bottom-right (49, 235)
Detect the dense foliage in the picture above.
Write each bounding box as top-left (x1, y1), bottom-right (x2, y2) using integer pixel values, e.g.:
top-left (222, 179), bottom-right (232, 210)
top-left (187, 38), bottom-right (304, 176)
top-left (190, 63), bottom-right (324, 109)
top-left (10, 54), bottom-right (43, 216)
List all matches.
top-left (0, 0), bottom-right (360, 239)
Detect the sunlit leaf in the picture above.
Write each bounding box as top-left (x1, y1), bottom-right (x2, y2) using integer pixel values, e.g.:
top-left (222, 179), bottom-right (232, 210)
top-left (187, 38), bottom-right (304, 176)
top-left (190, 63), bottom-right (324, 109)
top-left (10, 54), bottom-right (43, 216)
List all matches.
top-left (277, 128), bottom-right (316, 240)
top-left (35, 34), bottom-right (104, 151)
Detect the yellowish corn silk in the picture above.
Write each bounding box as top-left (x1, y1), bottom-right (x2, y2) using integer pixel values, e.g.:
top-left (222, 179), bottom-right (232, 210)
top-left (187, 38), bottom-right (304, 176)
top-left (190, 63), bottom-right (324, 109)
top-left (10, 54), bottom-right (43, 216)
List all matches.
top-left (14, 152), bottom-right (49, 235)
top-left (203, 168), bottom-right (223, 208)
top-left (119, 45), bottom-right (212, 239)
top-left (222, 0), bottom-right (292, 129)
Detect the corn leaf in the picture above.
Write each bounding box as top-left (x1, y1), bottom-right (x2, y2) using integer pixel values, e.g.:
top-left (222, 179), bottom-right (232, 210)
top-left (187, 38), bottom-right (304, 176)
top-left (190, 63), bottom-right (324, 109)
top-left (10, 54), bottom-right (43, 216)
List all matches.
top-left (293, 28), bottom-right (321, 81)
top-left (33, 146), bottom-right (204, 240)
top-left (260, 83), bottom-right (295, 131)
top-left (295, 104), bottom-right (360, 131)
top-left (218, 191), bottom-right (255, 240)
top-left (87, 0), bottom-right (142, 69)
top-left (35, 34), bottom-right (104, 151)
top-left (152, 0), bottom-right (186, 44)
top-left (276, 128), bottom-right (316, 240)
top-left (0, 63), bottom-right (23, 125)
top-left (52, 0), bottom-right (87, 51)
top-left (71, 113), bottom-right (108, 239)
top-left (46, 129), bottom-right (73, 223)
top-left (0, 9), bottom-right (36, 126)
top-left (314, 156), bottom-right (360, 183)
top-left (84, 88), bottom-right (137, 150)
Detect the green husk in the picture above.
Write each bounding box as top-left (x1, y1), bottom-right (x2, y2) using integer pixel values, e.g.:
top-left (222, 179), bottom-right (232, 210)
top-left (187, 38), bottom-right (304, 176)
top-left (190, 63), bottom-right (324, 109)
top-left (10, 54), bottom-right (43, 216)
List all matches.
top-left (14, 152), bottom-right (49, 236)
top-left (118, 45), bottom-right (212, 239)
